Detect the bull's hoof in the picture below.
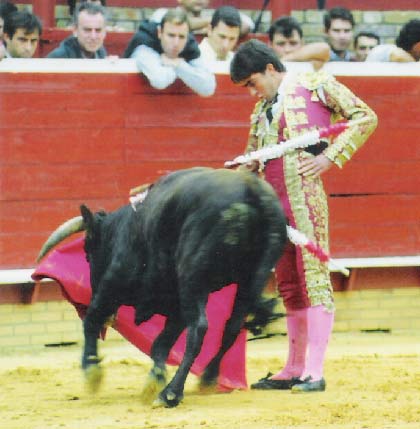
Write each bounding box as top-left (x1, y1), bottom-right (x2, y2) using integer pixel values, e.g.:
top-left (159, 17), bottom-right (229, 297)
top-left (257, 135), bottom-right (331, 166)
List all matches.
top-left (153, 389), bottom-right (183, 408)
top-left (200, 366), bottom-right (218, 387)
top-left (198, 375), bottom-right (217, 393)
top-left (140, 368), bottom-right (167, 404)
top-left (84, 363), bottom-right (104, 394)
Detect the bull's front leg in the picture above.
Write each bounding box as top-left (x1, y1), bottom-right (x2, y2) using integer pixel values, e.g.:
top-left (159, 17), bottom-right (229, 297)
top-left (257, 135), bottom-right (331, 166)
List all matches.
top-left (155, 306), bottom-right (208, 408)
top-left (140, 315), bottom-right (185, 404)
top-left (82, 296), bottom-right (117, 393)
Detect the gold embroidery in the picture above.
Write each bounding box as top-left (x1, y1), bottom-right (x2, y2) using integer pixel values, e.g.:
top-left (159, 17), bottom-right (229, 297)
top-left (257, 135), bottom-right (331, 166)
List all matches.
top-left (282, 74), bottom-right (335, 310)
top-left (285, 95), bottom-right (306, 109)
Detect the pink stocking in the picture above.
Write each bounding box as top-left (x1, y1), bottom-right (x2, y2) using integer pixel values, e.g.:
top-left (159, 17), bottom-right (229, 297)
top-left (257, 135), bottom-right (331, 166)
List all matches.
top-left (272, 307), bottom-right (307, 380)
top-left (301, 305), bottom-right (334, 381)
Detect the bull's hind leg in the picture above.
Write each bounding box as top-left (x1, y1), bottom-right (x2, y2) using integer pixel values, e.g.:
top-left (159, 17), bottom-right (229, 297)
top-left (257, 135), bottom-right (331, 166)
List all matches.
top-left (154, 301), bottom-right (208, 408)
top-left (82, 294), bottom-right (118, 393)
top-left (201, 263), bottom-right (275, 387)
top-left (140, 315), bottom-right (185, 404)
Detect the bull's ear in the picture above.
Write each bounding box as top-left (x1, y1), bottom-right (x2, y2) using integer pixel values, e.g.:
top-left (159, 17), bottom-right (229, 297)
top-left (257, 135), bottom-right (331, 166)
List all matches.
top-left (80, 204), bottom-right (95, 231)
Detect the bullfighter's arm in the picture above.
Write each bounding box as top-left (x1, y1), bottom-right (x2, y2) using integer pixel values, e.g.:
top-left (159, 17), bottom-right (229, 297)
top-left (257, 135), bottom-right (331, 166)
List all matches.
top-left (317, 74), bottom-right (378, 168)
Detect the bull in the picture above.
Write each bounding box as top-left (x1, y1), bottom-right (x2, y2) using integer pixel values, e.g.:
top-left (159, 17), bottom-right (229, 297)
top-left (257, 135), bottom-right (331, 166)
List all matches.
top-left (37, 167), bottom-right (287, 407)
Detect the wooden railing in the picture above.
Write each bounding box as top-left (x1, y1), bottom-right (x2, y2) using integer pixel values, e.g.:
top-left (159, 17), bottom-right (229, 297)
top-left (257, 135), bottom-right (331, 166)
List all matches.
top-left (0, 59), bottom-right (419, 299)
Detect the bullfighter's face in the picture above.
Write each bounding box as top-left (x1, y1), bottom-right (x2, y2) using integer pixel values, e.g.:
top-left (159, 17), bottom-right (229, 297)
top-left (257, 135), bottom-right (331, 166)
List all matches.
top-left (238, 63), bottom-right (285, 102)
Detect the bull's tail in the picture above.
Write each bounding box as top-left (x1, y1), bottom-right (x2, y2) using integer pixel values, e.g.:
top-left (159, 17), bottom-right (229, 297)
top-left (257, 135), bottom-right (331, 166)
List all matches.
top-left (244, 296), bottom-right (284, 335)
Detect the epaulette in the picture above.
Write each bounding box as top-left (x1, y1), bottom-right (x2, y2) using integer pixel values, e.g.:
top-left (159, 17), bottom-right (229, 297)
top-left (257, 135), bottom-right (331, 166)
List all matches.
top-left (298, 70), bottom-right (332, 91)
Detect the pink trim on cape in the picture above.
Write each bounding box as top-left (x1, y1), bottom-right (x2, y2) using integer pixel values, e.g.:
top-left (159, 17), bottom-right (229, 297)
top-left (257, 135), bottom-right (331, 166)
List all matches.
top-left (32, 237), bottom-right (247, 391)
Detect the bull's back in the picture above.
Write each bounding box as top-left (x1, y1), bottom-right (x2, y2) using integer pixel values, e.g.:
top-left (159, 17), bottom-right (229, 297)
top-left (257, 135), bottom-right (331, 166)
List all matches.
top-left (142, 167), bottom-right (286, 271)
top-left (143, 168), bottom-right (283, 230)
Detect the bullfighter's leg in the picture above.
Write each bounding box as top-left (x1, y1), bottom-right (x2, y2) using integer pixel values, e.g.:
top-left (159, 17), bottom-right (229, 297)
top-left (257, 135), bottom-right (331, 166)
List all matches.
top-left (155, 300), bottom-right (208, 408)
top-left (140, 315), bottom-right (185, 404)
top-left (82, 289), bottom-right (119, 393)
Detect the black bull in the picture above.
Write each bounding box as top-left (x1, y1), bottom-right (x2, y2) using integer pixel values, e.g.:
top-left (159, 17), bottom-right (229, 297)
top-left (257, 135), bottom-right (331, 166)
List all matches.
top-left (37, 167), bottom-right (287, 407)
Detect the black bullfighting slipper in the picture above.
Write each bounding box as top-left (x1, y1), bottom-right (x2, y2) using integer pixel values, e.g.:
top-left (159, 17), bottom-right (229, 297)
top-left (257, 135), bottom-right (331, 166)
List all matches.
top-left (291, 376), bottom-right (326, 393)
top-left (251, 373), bottom-right (303, 390)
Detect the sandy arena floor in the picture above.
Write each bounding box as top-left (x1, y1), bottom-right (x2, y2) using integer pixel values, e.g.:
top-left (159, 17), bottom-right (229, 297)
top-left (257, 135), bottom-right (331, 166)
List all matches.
top-left (1, 330), bottom-right (419, 429)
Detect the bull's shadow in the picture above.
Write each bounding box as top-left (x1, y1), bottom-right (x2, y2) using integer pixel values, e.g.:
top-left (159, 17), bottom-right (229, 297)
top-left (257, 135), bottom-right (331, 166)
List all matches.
top-left (37, 167), bottom-right (287, 407)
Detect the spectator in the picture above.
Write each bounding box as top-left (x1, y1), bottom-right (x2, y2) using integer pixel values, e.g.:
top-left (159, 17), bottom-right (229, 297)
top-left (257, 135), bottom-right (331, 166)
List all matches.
top-left (47, 2), bottom-right (107, 58)
top-left (366, 19), bottom-right (420, 62)
top-left (68, 0), bottom-right (106, 16)
top-left (353, 31), bottom-right (380, 61)
top-left (126, 9), bottom-right (215, 96)
top-left (199, 6), bottom-right (241, 73)
top-left (2, 10), bottom-right (42, 59)
top-left (151, 1), bottom-right (254, 36)
top-left (324, 7), bottom-right (354, 61)
top-left (0, 1), bottom-right (17, 59)
top-left (268, 16), bottom-right (330, 70)
top-left (230, 39), bottom-right (377, 393)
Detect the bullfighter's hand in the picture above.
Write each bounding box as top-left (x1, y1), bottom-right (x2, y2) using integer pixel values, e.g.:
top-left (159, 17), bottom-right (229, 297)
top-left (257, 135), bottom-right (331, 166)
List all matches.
top-left (297, 154), bottom-right (333, 177)
top-left (237, 160), bottom-right (260, 173)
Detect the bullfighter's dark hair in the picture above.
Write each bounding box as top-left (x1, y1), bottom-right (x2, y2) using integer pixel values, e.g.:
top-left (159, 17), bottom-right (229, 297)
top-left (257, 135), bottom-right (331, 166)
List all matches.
top-left (268, 16), bottom-right (303, 42)
top-left (230, 39), bottom-right (286, 84)
top-left (210, 6), bottom-right (241, 30)
top-left (396, 19), bottom-right (420, 53)
top-left (323, 7), bottom-right (354, 30)
top-left (4, 10), bottom-right (42, 38)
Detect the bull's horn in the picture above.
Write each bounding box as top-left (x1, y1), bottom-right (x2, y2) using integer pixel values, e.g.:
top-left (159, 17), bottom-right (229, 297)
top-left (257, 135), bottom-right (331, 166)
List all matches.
top-left (37, 216), bottom-right (85, 262)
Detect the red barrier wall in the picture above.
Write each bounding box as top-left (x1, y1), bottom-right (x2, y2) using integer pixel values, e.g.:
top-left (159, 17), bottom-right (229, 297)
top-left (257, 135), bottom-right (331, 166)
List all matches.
top-left (0, 61), bottom-right (419, 270)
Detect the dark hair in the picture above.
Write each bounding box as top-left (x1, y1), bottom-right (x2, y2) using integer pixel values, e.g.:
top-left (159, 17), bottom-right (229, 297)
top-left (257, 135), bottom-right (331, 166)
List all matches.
top-left (230, 39), bottom-right (286, 83)
top-left (74, 2), bottom-right (106, 25)
top-left (210, 6), bottom-right (241, 29)
top-left (354, 31), bottom-right (380, 48)
top-left (396, 19), bottom-right (420, 52)
top-left (324, 7), bottom-right (354, 30)
top-left (161, 7), bottom-right (189, 30)
top-left (268, 16), bottom-right (303, 42)
top-left (4, 10), bottom-right (42, 38)
top-left (0, 1), bottom-right (17, 20)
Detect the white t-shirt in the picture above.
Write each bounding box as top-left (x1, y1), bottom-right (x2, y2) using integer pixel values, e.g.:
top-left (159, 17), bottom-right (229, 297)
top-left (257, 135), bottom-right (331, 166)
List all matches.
top-left (366, 44), bottom-right (395, 62)
top-left (199, 37), bottom-right (234, 74)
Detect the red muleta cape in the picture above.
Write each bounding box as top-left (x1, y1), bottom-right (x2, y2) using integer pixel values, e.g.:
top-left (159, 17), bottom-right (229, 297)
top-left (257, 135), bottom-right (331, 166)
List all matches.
top-left (32, 237), bottom-right (247, 391)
